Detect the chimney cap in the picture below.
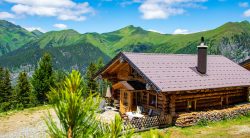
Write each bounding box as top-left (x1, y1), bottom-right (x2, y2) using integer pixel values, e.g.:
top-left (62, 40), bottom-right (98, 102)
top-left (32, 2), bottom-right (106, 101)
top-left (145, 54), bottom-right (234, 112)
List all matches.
top-left (197, 36), bottom-right (208, 48)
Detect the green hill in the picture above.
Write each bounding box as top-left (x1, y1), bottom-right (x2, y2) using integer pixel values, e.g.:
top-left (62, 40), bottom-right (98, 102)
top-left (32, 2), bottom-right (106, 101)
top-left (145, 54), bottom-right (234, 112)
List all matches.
top-left (0, 29), bottom-right (110, 71)
top-left (0, 20), bottom-right (249, 71)
top-left (97, 21), bottom-right (249, 63)
top-left (31, 30), bottom-right (44, 37)
top-left (0, 20), bottom-right (40, 56)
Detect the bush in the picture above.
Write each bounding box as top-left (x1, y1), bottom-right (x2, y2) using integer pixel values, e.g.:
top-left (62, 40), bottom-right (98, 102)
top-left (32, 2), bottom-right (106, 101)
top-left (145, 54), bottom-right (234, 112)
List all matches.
top-left (197, 118), bottom-right (209, 126)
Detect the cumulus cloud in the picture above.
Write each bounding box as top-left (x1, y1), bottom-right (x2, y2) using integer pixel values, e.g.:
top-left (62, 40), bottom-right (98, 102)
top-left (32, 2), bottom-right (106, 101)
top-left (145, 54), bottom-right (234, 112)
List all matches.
top-left (243, 9), bottom-right (250, 17)
top-left (239, 2), bottom-right (248, 8)
top-left (4, 0), bottom-right (94, 21)
top-left (138, 0), bottom-right (207, 20)
top-left (173, 28), bottom-right (191, 34)
top-left (120, 0), bottom-right (143, 7)
top-left (0, 12), bottom-right (15, 19)
top-left (53, 23), bottom-right (68, 29)
top-left (25, 26), bottom-right (46, 32)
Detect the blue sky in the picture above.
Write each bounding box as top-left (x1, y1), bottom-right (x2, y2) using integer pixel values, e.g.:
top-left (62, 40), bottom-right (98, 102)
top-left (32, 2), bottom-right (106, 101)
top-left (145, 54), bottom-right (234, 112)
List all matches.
top-left (0, 0), bottom-right (250, 34)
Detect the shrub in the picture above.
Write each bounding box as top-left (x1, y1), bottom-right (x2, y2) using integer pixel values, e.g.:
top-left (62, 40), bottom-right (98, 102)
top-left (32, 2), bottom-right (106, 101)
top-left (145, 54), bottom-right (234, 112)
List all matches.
top-left (197, 118), bottom-right (209, 126)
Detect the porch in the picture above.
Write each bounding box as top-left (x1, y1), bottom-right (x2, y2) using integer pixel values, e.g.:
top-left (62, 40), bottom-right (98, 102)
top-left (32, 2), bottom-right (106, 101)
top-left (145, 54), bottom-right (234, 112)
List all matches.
top-left (101, 88), bottom-right (174, 130)
top-left (111, 89), bottom-right (174, 128)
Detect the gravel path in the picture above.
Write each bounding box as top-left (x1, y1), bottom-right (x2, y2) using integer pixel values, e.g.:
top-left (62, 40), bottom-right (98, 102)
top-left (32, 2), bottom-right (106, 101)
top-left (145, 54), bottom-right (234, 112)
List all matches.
top-left (0, 107), bottom-right (118, 138)
top-left (0, 107), bottom-right (56, 138)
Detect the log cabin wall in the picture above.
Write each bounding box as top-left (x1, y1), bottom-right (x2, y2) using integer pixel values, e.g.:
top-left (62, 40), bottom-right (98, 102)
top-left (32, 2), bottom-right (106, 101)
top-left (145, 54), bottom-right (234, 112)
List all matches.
top-left (240, 60), bottom-right (250, 71)
top-left (162, 86), bottom-right (249, 113)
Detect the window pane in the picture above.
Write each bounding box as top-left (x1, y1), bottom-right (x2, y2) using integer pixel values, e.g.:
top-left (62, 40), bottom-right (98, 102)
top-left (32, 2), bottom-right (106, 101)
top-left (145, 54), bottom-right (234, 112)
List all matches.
top-left (149, 94), bottom-right (156, 107)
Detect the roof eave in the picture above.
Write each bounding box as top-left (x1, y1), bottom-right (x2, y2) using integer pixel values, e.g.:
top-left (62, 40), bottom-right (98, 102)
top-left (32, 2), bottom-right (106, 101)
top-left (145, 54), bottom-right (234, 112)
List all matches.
top-left (94, 52), bottom-right (162, 93)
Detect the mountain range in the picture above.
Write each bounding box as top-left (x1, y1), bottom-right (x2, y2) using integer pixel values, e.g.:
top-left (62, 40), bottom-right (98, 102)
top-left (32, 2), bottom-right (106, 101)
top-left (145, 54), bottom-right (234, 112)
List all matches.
top-left (0, 20), bottom-right (249, 72)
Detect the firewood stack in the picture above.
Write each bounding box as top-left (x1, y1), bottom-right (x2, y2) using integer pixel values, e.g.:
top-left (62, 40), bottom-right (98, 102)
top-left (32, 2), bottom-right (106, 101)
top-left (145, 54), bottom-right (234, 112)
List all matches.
top-left (175, 103), bottom-right (250, 127)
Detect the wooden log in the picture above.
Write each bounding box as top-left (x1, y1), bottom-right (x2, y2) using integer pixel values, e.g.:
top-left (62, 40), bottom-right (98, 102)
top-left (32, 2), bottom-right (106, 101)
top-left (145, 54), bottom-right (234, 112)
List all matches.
top-left (168, 86), bottom-right (245, 94)
top-left (196, 102), bottom-right (222, 108)
top-left (170, 94), bottom-right (176, 116)
top-left (176, 91), bottom-right (245, 100)
top-left (197, 99), bottom-right (221, 104)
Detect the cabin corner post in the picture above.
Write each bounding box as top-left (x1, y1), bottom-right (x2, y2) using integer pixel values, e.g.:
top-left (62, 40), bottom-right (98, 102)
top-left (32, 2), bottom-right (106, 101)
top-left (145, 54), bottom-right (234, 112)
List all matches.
top-left (169, 94), bottom-right (176, 117)
top-left (161, 93), bottom-right (167, 115)
top-left (247, 87), bottom-right (250, 102)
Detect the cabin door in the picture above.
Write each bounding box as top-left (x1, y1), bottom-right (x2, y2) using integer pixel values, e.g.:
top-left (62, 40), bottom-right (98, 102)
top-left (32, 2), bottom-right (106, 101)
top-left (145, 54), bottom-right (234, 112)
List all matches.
top-left (119, 90), bottom-right (133, 114)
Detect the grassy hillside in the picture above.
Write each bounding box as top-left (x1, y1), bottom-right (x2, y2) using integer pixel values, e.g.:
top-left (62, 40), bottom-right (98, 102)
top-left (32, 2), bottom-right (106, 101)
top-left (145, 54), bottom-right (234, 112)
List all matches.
top-left (83, 21), bottom-right (249, 63)
top-left (0, 20), bottom-right (40, 56)
top-left (0, 20), bottom-right (249, 71)
top-left (31, 30), bottom-right (43, 37)
top-left (0, 40), bottom-right (110, 71)
top-left (140, 113), bottom-right (250, 138)
top-left (37, 29), bottom-right (83, 49)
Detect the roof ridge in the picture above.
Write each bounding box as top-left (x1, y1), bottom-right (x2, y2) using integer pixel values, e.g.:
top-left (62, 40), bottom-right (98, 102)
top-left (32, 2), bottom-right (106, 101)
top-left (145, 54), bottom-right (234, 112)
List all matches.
top-left (122, 52), bottom-right (223, 57)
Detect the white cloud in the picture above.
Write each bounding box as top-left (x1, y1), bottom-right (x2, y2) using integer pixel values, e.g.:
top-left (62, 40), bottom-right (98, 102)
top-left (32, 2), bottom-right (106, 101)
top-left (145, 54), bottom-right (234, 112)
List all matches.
top-left (5, 0), bottom-right (75, 7)
top-left (120, 0), bottom-right (143, 7)
top-left (243, 9), bottom-right (250, 17)
top-left (4, 0), bottom-right (94, 21)
top-left (53, 23), bottom-right (67, 29)
top-left (25, 27), bottom-right (46, 32)
top-left (239, 2), bottom-right (248, 8)
top-left (148, 29), bottom-right (163, 34)
top-left (138, 0), bottom-right (207, 20)
top-left (0, 12), bottom-right (15, 19)
top-left (173, 28), bottom-right (191, 34)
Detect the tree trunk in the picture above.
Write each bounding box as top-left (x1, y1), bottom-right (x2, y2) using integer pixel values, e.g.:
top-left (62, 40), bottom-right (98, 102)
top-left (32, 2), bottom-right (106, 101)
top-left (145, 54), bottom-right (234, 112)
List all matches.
top-left (68, 127), bottom-right (72, 138)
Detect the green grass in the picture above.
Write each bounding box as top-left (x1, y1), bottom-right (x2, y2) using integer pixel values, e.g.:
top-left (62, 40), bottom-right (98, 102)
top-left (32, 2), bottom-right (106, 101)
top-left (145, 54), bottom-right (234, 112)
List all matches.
top-left (139, 113), bottom-right (250, 138)
top-left (0, 105), bottom-right (51, 117)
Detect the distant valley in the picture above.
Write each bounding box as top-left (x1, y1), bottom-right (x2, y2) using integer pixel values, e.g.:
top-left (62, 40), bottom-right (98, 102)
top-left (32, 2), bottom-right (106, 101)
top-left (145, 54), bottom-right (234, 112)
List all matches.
top-left (0, 20), bottom-right (249, 72)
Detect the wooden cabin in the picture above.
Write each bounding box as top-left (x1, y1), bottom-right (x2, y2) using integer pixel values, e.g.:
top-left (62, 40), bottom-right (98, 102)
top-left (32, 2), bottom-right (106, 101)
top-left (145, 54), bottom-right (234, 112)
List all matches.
top-left (95, 41), bottom-right (250, 119)
top-left (240, 59), bottom-right (250, 71)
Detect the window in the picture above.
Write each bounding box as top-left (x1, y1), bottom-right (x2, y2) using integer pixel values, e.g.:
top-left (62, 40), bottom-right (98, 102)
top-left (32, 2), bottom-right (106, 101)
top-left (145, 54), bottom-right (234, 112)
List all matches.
top-left (187, 101), bottom-right (192, 108)
top-left (149, 93), bottom-right (157, 107)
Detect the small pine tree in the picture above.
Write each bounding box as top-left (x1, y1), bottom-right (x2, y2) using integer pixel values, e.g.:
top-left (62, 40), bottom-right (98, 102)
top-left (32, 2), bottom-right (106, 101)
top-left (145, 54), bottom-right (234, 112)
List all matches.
top-left (45, 70), bottom-right (102, 138)
top-left (31, 53), bottom-right (54, 104)
top-left (16, 71), bottom-right (32, 108)
top-left (45, 70), bottom-right (134, 138)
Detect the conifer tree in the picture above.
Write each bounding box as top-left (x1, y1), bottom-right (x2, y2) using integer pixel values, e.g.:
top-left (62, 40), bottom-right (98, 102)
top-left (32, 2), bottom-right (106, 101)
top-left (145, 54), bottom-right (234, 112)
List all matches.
top-left (0, 68), bottom-right (12, 111)
top-left (31, 53), bottom-right (54, 104)
top-left (85, 62), bottom-right (98, 93)
top-left (0, 67), bottom-right (4, 104)
top-left (16, 71), bottom-right (32, 108)
top-left (85, 58), bottom-right (105, 94)
top-left (96, 57), bottom-right (104, 71)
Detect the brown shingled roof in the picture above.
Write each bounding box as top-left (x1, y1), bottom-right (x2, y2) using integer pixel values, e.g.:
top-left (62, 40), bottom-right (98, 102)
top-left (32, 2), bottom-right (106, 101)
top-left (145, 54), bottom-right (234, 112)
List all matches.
top-left (97, 52), bottom-right (250, 92)
top-left (125, 52), bottom-right (250, 92)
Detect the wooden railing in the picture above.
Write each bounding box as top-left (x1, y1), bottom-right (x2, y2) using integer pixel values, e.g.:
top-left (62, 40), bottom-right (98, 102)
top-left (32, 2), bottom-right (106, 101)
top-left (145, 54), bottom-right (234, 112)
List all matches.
top-left (123, 115), bottom-right (172, 132)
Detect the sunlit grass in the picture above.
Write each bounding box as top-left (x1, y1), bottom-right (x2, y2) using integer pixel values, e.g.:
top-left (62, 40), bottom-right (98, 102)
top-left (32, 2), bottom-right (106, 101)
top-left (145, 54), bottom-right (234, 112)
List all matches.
top-left (0, 105), bottom-right (51, 117)
top-left (139, 112), bottom-right (250, 138)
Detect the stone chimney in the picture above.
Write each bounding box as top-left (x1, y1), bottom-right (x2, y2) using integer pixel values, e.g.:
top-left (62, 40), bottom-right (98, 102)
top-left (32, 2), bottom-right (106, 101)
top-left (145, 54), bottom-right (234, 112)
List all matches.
top-left (197, 37), bottom-right (208, 74)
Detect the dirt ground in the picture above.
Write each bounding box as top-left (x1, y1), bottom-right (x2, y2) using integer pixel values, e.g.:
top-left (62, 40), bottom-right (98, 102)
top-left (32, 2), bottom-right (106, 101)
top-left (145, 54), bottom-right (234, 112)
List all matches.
top-left (1, 106), bottom-right (250, 138)
top-left (0, 106), bottom-right (56, 138)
